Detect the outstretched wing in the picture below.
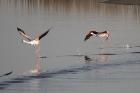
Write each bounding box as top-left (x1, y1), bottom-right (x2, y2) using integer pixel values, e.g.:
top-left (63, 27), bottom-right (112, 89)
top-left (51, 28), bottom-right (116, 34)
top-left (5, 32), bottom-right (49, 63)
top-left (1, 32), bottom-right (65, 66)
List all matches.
top-left (105, 31), bottom-right (110, 40)
top-left (39, 27), bottom-right (51, 40)
top-left (17, 27), bottom-right (32, 41)
top-left (84, 32), bottom-right (93, 41)
top-left (98, 31), bottom-right (110, 40)
top-left (0, 71), bottom-right (13, 77)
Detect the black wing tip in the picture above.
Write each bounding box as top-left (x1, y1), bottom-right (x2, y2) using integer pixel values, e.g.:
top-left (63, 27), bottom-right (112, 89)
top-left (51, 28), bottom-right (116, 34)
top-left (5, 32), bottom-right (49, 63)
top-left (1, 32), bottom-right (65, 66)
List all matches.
top-left (84, 33), bottom-right (91, 41)
top-left (17, 27), bottom-right (20, 31)
top-left (4, 71), bottom-right (13, 75)
top-left (45, 27), bottom-right (52, 34)
top-left (0, 71), bottom-right (13, 77)
top-left (39, 27), bottom-right (52, 40)
top-left (84, 38), bottom-right (88, 41)
top-left (47, 27), bottom-right (53, 32)
top-left (17, 27), bottom-right (22, 32)
top-left (17, 27), bottom-right (25, 34)
top-left (45, 27), bottom-right (53, 34)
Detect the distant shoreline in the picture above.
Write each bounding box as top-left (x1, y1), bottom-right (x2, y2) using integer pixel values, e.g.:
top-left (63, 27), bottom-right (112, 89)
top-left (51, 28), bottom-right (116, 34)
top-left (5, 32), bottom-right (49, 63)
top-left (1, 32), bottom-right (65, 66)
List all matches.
top-left (102, 0), bottom-right (140, 5)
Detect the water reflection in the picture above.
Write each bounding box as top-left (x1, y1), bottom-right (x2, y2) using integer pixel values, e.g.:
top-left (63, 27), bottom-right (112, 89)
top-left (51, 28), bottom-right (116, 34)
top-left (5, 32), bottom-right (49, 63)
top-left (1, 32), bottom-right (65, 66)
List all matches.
top-left (84, 49), bottom-right (110, 64)
top-left (0, 48), bottom-right (140, 91)
top-left (84, 56), bottom-right (92, 62)
top-left (96, 49), bottom-right (110, 64)
top-left (0, 0), bottom-right (140, 21)
top-left (103, 0), bottom-right (140, 5)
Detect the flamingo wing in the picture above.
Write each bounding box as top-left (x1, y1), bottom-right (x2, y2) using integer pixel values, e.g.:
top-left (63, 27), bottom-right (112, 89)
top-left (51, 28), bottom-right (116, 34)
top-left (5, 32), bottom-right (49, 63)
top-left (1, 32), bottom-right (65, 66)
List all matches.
top-left (17, 27), bottom-right (32, 41)
top-left (39, 27), bottom-right (51, 40)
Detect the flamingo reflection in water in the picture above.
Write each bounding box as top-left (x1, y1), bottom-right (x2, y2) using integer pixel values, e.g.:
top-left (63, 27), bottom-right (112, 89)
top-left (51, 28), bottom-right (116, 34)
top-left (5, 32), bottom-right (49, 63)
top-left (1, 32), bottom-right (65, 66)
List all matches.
top-left (84, 53), bottom-right (109, 64)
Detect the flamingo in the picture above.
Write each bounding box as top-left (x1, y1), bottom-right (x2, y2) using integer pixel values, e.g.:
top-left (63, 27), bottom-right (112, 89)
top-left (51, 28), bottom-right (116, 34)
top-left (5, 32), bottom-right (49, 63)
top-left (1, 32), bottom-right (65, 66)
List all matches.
top-left (84, 31), bottom-right (109, 41)
top-left (17, 27), bottom-right (51, 74)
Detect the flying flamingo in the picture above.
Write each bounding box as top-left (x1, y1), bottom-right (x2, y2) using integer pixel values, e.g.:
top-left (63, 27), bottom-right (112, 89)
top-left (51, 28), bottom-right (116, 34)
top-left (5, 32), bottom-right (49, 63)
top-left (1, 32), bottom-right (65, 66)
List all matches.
top-left (17, 27), bottom-right (51, 74)
top-left (84, 30), bottom-right (109, 41)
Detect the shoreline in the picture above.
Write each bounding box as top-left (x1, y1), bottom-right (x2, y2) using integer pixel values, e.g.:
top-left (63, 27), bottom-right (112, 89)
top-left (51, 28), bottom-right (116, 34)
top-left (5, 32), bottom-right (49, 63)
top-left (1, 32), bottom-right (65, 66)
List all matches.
top-left (102, 0), bottom-right (140, 5)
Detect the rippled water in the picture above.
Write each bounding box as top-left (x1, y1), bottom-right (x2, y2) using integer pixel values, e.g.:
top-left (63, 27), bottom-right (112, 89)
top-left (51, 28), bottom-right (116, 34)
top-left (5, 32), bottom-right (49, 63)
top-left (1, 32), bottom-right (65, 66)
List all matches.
top-left (0, 0), bottom-right (140, 93)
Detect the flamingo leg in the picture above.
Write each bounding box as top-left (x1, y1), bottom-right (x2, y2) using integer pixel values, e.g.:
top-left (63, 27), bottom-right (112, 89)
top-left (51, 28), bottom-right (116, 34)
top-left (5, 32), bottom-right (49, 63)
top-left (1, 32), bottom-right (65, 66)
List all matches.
top-left (34, 44), bottom-right (41, 74)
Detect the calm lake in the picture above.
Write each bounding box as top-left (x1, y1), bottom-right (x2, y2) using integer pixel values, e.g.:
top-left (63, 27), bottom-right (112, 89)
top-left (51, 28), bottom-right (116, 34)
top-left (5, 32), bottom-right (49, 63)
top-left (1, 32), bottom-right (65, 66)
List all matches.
top-left (0, 0), bottom-right (140, 93)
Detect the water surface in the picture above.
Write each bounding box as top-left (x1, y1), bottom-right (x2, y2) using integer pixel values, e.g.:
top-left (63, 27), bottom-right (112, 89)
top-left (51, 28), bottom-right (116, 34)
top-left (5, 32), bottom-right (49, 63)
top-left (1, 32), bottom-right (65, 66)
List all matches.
top-left (0, 0), bottom-right (140, 93)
